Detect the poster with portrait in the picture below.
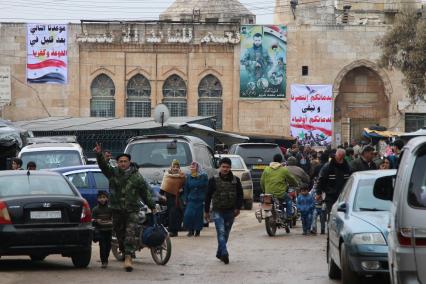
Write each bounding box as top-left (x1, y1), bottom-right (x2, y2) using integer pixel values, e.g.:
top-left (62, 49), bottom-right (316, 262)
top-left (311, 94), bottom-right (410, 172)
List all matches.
top-left (27, 24), bottom-right (68, 84)
top-left (290, 84), bottom-right (333, 146)
top-left (240, 25), bottom-right (287, 98)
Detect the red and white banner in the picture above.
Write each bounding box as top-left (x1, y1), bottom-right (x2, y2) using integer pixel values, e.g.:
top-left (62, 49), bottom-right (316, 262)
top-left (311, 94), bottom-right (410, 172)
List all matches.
top-left (27, 24), bottom-right (67, 84)
top-left (290, 84), bottom-right (333, 146)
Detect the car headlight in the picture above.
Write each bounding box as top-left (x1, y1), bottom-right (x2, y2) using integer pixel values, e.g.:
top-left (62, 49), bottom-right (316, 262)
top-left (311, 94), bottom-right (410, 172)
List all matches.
top-left (351, 233), bottom-right (386, 245)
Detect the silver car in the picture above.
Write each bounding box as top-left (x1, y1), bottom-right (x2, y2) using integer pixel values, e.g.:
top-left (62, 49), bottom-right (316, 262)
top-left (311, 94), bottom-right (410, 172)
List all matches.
top-left (374, 136), bottom-right (426, 284)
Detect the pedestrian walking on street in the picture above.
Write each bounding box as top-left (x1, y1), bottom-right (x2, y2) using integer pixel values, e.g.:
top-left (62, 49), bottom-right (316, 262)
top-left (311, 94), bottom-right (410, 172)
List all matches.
top-left (350, 145), bottom-right (377, 172)
top-left (297, 185), bottom-right (315, 235)
top-left (92, 190), bottom-right (113, 268)
top-left (205, 157), bottom-right (243, 264)
top-left (160, 159), bottom-right (186, 237)
top-left (11, 158), bottom-right (23, 170)
top-left (379, 157), bottom-right (391, 170)
top-left (94, 143), bottom-right (155, 272)
top-left (317, 148), bottom-right (351, 215)
top-left (183, 161), bottom-right (208, 237)
top-left (310, 188), bottom-right (326, 235)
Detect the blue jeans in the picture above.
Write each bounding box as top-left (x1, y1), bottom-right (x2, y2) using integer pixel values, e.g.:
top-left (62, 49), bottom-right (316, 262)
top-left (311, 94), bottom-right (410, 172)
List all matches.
top-left (279, 194), bottom-right (293, 218)
top-left (213, 210), bottom-right (235, 257)
top-left (301, 211), bottom-right (313, 234)
top-left (311, 207), bottom-right (326, 233)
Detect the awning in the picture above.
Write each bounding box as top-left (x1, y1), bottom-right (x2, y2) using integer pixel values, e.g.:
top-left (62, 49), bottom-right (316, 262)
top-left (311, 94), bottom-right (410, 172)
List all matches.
top-left (363, 128), bottom-right (402, 139)
top-left (169, 123), bottom-right (249, 145)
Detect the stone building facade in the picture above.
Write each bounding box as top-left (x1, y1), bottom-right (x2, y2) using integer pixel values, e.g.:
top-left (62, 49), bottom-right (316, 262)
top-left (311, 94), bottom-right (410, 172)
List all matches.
top-left (0, 0), bottom-right (425, 144)
top-left (275, 0), bottom-right (425, 142)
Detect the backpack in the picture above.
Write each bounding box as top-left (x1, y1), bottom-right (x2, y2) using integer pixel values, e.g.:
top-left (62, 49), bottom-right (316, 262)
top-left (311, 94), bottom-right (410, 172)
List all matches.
top-left (142, 214), bottom-right (167, 247)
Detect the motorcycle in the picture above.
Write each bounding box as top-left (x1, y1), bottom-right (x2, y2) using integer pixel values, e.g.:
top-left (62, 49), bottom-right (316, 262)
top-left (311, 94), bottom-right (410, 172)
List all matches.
top-left (255, 193), bottom-right (291, 236)
top-left (111, 202), bottom-right (172, 265)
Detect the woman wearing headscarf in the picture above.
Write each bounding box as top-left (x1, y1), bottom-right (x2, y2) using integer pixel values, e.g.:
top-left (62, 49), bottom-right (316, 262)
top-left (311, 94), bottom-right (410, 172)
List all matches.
top-left (160, 159), bottom-right (186, 237)
top-left (183, 161), bottom-right (209, 237)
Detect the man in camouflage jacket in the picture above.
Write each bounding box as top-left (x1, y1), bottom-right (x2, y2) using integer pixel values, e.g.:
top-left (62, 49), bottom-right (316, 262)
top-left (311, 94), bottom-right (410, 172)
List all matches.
top-left (95, 143), bottom-right (155, 272)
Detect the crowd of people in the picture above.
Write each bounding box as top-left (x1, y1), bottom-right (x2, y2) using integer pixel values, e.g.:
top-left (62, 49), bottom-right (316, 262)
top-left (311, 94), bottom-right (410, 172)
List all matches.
top-left (262, 139), bottom-right (404, 236)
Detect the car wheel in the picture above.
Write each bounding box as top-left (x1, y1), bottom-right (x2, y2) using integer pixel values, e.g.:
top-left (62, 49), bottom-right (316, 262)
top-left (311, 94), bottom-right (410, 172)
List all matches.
top-left (340, 244), bottom-right (360, 284)
top-left (327, 237), bottom-right (341, 279)
top-left (71, 249), bottom-right (91, 268)
top-left (30, 254), bottom-right (47, 262)
top-left (244, 199), bottom-right (253, 210)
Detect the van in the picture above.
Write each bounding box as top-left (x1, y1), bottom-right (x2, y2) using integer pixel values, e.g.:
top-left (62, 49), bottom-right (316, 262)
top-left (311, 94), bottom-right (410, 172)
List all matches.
top-left (374, 136), bottom-right (426, 284)
top-left (124, 135), bottom-right (216, 186)
top-left (18, 136), bottom-right (86, 169)
top-left (228, 143), bottom-right (284, 200)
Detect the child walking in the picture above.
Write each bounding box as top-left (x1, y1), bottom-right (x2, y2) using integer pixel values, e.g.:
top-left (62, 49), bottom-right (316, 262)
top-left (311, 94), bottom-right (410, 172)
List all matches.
top-left (297, 185), bottom-right (315, 235)
top-left (92, 191), bottom-right (113, 268)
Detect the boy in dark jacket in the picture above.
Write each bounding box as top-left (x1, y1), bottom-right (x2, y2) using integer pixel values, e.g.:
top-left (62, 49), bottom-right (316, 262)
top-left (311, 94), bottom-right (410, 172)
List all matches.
top-left (92, 191), bottom-right (113, 268)
top-left (297, 185), bottom-right (315, 235)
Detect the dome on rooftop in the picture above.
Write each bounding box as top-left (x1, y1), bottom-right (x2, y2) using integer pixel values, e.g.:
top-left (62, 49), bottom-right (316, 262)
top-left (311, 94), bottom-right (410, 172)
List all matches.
top-left (160, 0), bottom-right (255, 24)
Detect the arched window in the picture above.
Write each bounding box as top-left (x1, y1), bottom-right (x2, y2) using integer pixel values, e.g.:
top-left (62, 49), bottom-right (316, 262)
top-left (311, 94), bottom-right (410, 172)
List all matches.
top-left (90, 74), bottom-right (115, 117)
top-left (126, 74), bottom-right (151, 117)
top-left (198, 75), bottom-right (223, 129)
top-left (162, 75), bottom-right (187, 117)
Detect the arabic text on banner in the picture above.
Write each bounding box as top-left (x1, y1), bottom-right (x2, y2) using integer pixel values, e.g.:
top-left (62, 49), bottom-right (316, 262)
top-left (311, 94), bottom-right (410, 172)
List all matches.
top-left (290, 84), bottom-right (333, 146)
top-left (240, 25), bottom-right (287, 98)
top-left (27, 24), bottom-right (67, 84)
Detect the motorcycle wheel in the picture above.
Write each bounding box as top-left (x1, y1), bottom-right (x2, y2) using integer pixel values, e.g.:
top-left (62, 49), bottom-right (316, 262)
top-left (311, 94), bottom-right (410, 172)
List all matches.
top-left (151, 236), bottom-right (172, 265)
top-left (265, 217), bottom-right (277, 236)
top-left (111, 234), bottom-right (125, 261)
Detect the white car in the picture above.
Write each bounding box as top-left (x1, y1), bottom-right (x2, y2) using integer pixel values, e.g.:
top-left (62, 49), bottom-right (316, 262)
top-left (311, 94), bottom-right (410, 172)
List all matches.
top-left (374, 136), bottom-right (426, 284)
top-left (19, 136), bottom-right (86, 169)
top-left (215, 154), bottom-right (254, 210)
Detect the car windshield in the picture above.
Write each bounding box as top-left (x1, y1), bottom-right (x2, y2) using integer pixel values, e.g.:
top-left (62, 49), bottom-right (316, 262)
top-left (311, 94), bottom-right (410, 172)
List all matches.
top-left (353, 178), bottom-right (392, 211)
top-left (229, 157), bottom-right (245, 170)
top-left (236, 145), bottom-right (281, 165)
top-left (0, 174), bottom-right (77, 197)
top-left (20, 150), bottom-right (83, 169)
top-left (128, 141), bottom-right (192, 167)
top-left (408, 149), bottom-right (426, 209)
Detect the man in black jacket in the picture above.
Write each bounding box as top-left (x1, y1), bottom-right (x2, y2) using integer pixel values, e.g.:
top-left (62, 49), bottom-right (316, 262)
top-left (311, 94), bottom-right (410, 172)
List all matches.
top-left (317, 148), bottom-right (351, 215)
top-left (350, 145), bottom-right (377, 172)
top-left (205, 157), bottom-right (243, 264)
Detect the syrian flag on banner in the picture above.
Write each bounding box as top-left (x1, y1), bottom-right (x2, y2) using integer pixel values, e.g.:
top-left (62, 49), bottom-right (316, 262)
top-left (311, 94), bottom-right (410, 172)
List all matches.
top-left (263, 25), bottom-right (287, 43)
top-left (27, 59), bottom-right (67, 84)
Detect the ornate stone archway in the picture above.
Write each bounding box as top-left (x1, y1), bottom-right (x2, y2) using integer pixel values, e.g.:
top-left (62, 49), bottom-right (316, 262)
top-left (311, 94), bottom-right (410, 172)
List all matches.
top-left (333, 59), bottom-right (393, 99)
top-left (333, 60), bottom-right (392, 144)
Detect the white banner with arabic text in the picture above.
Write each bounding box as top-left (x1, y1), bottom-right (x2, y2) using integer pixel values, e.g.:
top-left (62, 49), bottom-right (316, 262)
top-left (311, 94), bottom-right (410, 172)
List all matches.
top-left (290, 84), bottom-right (333, 146)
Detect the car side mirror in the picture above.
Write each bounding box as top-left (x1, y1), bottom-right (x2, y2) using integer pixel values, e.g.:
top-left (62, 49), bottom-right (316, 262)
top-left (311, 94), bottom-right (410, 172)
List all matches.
top-left (337, 202), bottom-right (347, 213)
top-left (373, 175), bottom-right (395, 201)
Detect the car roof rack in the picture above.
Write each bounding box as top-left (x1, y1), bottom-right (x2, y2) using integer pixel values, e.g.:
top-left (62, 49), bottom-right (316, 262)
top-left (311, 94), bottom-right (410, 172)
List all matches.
top-left (27, 135), bottom-right (78, 145)
top-left (126, 134), bottom-right (191, 144)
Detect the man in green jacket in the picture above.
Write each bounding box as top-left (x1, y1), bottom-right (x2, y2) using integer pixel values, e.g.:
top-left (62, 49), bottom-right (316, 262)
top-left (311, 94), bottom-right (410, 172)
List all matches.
top-left (95, 143), bottom-right (155, 272)
top-left (260, 154), bottom-right (299, 219)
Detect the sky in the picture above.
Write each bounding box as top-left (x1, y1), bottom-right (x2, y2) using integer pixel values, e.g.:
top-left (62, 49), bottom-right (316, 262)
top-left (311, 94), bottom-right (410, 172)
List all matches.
top-left (0, 0), bottom-right (276, 24)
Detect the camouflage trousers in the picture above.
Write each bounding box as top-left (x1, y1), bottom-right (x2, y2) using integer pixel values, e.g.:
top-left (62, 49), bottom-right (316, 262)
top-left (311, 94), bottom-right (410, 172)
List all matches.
top-left (112, 210), bottom-right (139, 256)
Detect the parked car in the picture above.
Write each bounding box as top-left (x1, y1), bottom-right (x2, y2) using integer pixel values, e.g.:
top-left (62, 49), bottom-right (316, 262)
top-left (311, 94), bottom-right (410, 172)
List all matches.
top-left (327, 169), bottom-right (397, 284)
top-left (124, 134), bottom-right (217, 189)
top-left (51, 165), bottom-right (163, 208)
top-left (0, 170), bottom-right (93, 267)
top-left (19, 136), bottom-right (86, 169)
top-left (50, 165), bottom-right (109, 208)
top-left (228, 143), bottom-right (283, 201)
top-left (215, 154), bottom-right (254, 210)
top-left (374, 136), bottom-right (426, 284)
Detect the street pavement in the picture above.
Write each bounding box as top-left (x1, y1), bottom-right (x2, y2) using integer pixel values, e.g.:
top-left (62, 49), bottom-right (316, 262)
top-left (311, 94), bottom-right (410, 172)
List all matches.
top-left (0, 206), bottom-right (388, 284)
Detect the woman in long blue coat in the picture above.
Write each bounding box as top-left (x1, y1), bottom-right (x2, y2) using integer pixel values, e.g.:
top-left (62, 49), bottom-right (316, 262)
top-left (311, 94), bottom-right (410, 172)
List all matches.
top-left (183, 161), bottom-right (209, 237)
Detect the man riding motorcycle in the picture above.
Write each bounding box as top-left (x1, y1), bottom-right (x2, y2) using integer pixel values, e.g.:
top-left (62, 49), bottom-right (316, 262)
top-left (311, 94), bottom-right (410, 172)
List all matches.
top-left (260, 154), bottom-right (299, 220)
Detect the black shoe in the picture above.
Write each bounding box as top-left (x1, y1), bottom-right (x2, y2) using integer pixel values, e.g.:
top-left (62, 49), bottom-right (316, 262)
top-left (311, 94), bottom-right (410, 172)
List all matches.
top-left (101, 262), bottom-right (108, 268)
top-left (220, 254), bottom-right (229, 264)
top-left (169, 232), bottom-right (178, 237)
top-left (195, 230), bottom-right (200, 237)
top-left (321, 231), bottom-right (325, 235)
top-left (187, 231), bottom-right (194, 237)
top-left (216, 253), bottom-right (221, 260)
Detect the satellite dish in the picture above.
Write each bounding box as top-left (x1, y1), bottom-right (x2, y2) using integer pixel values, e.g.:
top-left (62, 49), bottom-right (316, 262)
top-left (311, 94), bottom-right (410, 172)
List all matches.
top-left (153, 104), bottom-right (170, 127)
